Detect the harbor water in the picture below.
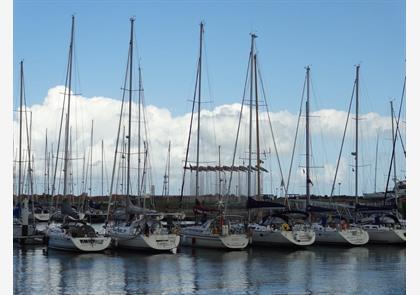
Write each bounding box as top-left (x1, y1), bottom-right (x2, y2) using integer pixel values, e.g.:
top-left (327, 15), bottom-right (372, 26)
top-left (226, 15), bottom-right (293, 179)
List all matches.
top-left (13, 224), bottom-right (405, 295)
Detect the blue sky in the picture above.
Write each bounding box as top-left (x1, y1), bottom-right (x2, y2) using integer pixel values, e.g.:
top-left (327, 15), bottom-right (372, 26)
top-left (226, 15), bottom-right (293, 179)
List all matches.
top-left (12, 0), bottom-right (406, 196)
top-left (14, 0), bottom-right (405, 116)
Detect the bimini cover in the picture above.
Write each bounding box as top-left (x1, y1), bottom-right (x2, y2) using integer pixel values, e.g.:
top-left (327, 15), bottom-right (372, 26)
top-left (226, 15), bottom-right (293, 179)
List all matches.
top-left (247, 197), bottom-right (286, 209)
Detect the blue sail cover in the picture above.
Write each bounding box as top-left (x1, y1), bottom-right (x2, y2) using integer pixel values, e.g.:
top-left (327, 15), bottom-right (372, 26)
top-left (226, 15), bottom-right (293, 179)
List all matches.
top-left (355, 203), bottom-right (397, 212)
top-left (247, 197), bottom-right (286, 209)
top-left (13, 206), bottom-right (21, 218)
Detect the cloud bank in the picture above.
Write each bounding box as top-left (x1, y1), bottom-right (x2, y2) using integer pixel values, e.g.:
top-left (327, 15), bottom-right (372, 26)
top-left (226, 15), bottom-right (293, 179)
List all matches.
top-left (13, 85), bottom-right (403, 197)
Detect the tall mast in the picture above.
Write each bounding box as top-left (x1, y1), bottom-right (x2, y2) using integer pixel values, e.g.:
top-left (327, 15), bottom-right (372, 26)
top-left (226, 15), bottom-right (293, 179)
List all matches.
top-left (390, 101), bottom-right (397, 190)
top-left (126, 17), bottom-right (134, 200)
top-left (247, 34), bottom-right (256, 198)
top-left (63, 15), bottom-right (75, 198)
top-left (89, 120), bottom-right (94, 197)
top-left (101, 140), bottom-right (104, 196)
top-left (164, 140), bottom-right (171, 196)
top-left (138, 66), bottom-right (142, 202)
top-left (18, 61), bottom-right (23, 198)
top-left (355, 65), bottom-right (360, 205)
top-left (305, 66), bottom-right (311, 210)
top-left (218, 145), bottom-right (221, 198)
top-left (44, 129), bottom-right (48, 195)
top-left (195, 22), bottom-right (204, 199)
top-left (374, 132), bottom-right (379, 193)
top-left (254, 53), bottom-right (261, 200)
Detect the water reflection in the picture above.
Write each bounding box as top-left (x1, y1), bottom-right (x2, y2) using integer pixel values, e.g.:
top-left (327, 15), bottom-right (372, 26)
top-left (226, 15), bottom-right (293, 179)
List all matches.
top-left (13, 244), bottom-right (405, 295)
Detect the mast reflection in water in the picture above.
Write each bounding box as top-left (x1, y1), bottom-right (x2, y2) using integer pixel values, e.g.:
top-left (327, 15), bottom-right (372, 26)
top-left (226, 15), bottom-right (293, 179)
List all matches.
top-left (14, 244), bottom-right (405, 294)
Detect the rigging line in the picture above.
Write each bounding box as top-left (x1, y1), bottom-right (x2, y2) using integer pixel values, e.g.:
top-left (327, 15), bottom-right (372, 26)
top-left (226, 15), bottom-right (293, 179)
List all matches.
top-left (179, 31), bottom-right (201, 205)
top-left (105, 45), bottom-right (130, 225)
top-left (394, 108), bottom-right (406, 158)
top-left (226, 45), bottom-right (251, 195)
top-left (256, 58), bottom-right (285, 194)
top-left (309, 73), bottom-right (328, 174)
top-left (51, 43), bottom-right (71, 201)
top-left (203, 37), bottom-right (219, 167)
top-left (22, 70), bottom-right (36, 218)
top-left (330, 80), bottom-right (356, 198)
top-left (384, 76), bottom-right (406, 203)
top-left (285, 77), bottom-right (306, 196)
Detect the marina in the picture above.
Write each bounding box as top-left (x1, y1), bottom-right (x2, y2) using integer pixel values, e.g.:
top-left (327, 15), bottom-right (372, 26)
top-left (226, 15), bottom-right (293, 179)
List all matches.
top-left (8, 0), bottom-right (410, 294)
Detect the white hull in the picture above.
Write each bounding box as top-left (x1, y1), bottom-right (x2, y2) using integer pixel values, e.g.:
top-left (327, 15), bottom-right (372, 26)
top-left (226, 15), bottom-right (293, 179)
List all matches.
top-left (47, 225), bottom-right (111, 252)
top-left (182, 230), bottom-right (249, 250)
top-left (251, 227), bottom-right (315, 247)
top-left (363, 226), bottom-right (405, 244)
top-left (110, 231), bottom-right (180, 252)
top-left (313, 226), bottom-right (369, 246)
top-left (34, 213), bottom-right (50, 222)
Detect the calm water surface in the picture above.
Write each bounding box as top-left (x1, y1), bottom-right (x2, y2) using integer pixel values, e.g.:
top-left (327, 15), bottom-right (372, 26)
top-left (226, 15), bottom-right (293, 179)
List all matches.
top-left (14, 227), bottom-right (405, 295)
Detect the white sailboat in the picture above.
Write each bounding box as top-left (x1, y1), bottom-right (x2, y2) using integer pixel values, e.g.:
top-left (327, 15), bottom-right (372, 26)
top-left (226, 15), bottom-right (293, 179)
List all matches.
top-left (179, 23), bottom-right (249, 250)
top-left (311, 66), bottom-right (368, 246)
top-left (106, 18), bottom-right (180, 253)
top-left (224, 34), bottom-right (314, 248)
top-left (359, 91), bottom-right (406, 244)
top-left (46, 15), bottom-right (111, 252)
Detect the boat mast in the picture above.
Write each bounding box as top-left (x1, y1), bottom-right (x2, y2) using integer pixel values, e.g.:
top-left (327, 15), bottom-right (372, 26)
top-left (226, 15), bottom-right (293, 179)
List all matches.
top-left (138, 66), bottom-right (142, 204)
top-left (390, 101), bottom-right (397, 190)
top-left (101, 139), bottom-right (104, 196)
top-left (195, 22), bottom-right (204, 199)
top-left (254, 53), bottom-right (261, 200)
top-left (247, 34), bottom-right (256, 199)
top-left (355, 65), bottom-right (360, 207)
top-left (18, 61), bottom-right (23, 199)
top-left (374, 131), bottom-right (379, 193)
top-left (44, 129), bottom-right (48, 195)
top-left (63, 15), bottom-right (75, 199)
top-left (218, 145), bottom-right (221, 198)
top-left (163, 140), bottom-right (171, 196)
top-left (89, 120), bottom-right (94, 197)
top-left (126, 17), bottom-right (134, 200)
top-left (305, 66), bottom-right (310, 210)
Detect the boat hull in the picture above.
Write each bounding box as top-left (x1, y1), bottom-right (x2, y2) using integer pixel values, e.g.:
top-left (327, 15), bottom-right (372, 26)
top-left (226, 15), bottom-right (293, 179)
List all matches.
top-left (181, 232), bottom-right (249, 250)
top-left (364, 228), bottom-right (405, 244)
top-left (111, 232), bottom-right (180, 252)
top-left (313, 227), bottom-right (369, 246)
top-left (48, 233), bottom-right (111, 252)
top-left (251, 229), bottom-right (315, 247)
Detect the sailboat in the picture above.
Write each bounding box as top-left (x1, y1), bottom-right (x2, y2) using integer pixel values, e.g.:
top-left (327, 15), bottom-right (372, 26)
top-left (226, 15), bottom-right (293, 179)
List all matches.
top-left (13, 60), bottom-right (39, 243)
top-left (311, 65), bottom-right (369, 246)
top-left (46, 16), bottom-right (111, 252)
top-left (180, 23), bottom-right (249, 250)
top-left (106, 18), bottom-right (180, 253)
top-left (229, 35), bottom-right (315, 247)
top-left (358, 81), bottom-right (406, 244)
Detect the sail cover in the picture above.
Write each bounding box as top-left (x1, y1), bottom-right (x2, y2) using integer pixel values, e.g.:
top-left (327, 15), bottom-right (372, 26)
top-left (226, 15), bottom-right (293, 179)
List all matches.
top-left (355, 203), bottom-right (397, 212)
top-left (247, 197), bottom-right (286, 209)
top-left (193, 199), bottom-right (219, 214)
top-left (61, 199), bottom-right (80, 219)
top-left (307, 205), bottom-right (337, 213)
top-left (126, 196), bottom-right (156, 215)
